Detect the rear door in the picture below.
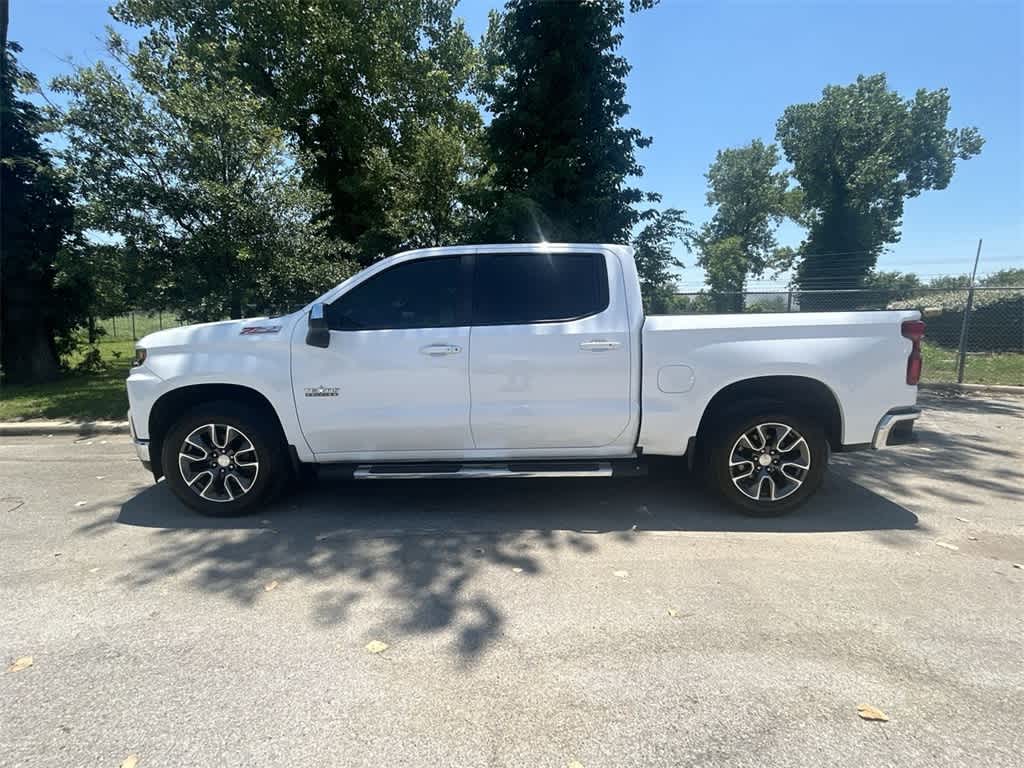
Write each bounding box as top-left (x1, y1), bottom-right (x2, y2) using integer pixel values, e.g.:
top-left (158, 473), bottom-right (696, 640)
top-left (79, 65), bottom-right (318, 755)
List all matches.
top-left (291, 255), bottom-right (473, 456)
top-left (468, 250), bottom-right (632, 450)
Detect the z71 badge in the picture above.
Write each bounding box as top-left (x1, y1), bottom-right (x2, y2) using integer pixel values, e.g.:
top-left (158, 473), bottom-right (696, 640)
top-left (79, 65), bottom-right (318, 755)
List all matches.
top-left (304, 386), bottom-right (339, 397)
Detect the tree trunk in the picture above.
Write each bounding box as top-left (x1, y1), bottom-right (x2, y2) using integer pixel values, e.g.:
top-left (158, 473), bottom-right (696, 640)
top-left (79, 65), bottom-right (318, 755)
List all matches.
top-left (1, 297), bottom-right (61, 384)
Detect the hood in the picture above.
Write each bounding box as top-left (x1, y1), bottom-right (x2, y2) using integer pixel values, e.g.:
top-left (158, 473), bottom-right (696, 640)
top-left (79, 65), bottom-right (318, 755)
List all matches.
top-left (137, 315), bottom-right (294, 350)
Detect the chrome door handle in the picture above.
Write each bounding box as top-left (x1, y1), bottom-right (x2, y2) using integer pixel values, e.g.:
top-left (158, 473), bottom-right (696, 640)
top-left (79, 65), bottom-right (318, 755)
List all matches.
top-left (420, 344), bottom-right (462, 356)
top-left (579, 340), bottom-right (621, 351)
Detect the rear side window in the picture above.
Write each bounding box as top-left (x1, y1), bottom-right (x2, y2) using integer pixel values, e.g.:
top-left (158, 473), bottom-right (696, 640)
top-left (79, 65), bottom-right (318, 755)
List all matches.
top-left (326, 256), bottom-right (462, 330)
top-left (473, 252), bottom-right (609, 325)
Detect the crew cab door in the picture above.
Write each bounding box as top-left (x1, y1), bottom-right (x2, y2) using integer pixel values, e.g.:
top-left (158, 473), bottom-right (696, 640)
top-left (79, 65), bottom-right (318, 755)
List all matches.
top-left (468, 249), bottom-right (633, 450)
top-left (291, 255), bottom-right (473, 456)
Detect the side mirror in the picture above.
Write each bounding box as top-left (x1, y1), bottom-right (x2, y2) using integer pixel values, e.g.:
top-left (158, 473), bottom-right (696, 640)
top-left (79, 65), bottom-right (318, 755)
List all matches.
top-left (306, 303), bottom-right (330, 348)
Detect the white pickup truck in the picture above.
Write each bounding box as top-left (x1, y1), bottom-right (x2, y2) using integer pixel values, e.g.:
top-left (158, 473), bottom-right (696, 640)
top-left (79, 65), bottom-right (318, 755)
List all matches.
top-left (126, 243), bottom-right (923, 517)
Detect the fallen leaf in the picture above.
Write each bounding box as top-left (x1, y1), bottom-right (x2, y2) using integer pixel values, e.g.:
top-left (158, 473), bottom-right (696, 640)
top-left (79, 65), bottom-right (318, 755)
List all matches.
top-left (936, 542), bottom-right (959, 551)
top-left (857, 704), bottom-right (889, 722)
top-left (74, 501), bottom-right (87, 508)
top-left (365, 640), bottom-right (389, 654)
top-left (120, 755), bottom-right (140, 768)
top-left (512, 567), bottom-right (523, 573)
top-left (955, 516), bottom-right (971, 523)
top-left (667, 608), bottom-right (679, 617)
top-left (263, 580), bottom-right (279, 592)
top-left (613, 570), bottom-right (629, 578)
top-left (6, 656), bottom-right (33, 673)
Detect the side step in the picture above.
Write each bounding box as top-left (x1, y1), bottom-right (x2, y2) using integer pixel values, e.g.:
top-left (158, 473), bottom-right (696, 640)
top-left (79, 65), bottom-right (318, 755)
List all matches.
top-left (351, 460), bottom-right (642, 480)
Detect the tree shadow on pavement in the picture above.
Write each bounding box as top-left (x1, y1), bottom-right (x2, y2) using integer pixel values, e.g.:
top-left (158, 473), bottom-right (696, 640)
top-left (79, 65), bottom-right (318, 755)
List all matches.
top-left (918, 390), bottom-right (1024, 419)
top-left (105, 468), bottom-right (918, 664)
top-left (833, 418), bottom-right (1023, 511)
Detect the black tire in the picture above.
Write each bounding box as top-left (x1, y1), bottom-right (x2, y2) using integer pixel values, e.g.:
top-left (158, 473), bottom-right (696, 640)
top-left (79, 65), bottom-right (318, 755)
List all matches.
top-left (706, 404), bottom-right (827, 516)
top-left (161, 401), bottom-right (285, 516)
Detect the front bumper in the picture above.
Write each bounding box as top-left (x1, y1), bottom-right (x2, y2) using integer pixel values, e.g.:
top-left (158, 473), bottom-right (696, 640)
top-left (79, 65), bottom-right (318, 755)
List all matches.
top-left (129, 410), bottom-right (152, 470)
top-left (872, 407), bottom-right (921, 449)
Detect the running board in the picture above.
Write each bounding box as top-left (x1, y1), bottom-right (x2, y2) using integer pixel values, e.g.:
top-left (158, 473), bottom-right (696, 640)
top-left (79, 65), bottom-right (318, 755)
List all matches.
top-left (351, 460), bottom-right (626, 480)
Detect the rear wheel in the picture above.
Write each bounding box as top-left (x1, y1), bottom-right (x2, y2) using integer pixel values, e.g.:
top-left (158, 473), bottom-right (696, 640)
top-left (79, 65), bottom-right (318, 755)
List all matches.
top-left (708, 406), bottom-right (827, 516)
top-left (161, 401), bottom-right (284, 516)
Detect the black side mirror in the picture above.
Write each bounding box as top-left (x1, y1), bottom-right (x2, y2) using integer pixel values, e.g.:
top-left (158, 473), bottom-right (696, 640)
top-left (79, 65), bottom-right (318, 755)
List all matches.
top-left (306, 303), bottom-right (330, 348)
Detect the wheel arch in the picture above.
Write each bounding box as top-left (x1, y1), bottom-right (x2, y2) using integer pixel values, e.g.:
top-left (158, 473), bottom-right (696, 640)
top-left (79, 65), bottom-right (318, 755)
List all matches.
top-left (694, 375), bottom-right (844, 454)
top-left (147, 383), bottom-right (288, 479)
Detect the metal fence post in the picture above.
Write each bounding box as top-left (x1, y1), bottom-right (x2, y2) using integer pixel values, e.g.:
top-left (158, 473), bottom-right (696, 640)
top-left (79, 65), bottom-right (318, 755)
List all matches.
top-left (786, 289), bottom-right (793, 312)
top-left (131, 311), bottom-right (137, 341)
top-left (159, 310), bottom-right (163, 330)
top-left (111, 316), bottom-right (117, 338)
top-left (956, 239), bottom-right (983, 384)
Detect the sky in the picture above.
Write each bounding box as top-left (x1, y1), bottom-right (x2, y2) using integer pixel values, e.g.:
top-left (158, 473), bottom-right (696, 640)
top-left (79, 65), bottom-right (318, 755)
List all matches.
top-left (10, 0), bottom-right (1023, 288)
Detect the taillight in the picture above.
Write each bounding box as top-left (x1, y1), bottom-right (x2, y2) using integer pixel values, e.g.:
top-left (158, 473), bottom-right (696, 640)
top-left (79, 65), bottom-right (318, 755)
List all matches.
top-left (901, 320), bottom-right (925, 385)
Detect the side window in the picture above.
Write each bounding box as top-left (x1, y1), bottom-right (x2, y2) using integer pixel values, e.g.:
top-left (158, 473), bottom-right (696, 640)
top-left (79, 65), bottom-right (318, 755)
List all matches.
top-left (473, 252), bottom-right (609, 325)
top-left (326, 257), bottom-right (462, 330)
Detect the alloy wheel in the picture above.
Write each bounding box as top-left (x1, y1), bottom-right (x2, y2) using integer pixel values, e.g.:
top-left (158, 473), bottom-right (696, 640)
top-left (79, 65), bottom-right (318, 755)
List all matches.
top-left (178, 424), bottom-right (260, 503)
top-left (728, 422), bottom-right (811, 502)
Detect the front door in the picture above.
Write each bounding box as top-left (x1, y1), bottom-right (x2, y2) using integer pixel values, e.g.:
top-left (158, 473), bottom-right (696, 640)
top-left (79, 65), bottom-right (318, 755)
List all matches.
top-left (291, 255), bottom-right (473, 457)
top-left (468, 250), bottom-right (633, 450)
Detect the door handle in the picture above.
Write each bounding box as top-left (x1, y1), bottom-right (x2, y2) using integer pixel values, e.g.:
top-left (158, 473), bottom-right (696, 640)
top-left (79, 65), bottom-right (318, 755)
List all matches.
top-left (420, 344), bottom-right (462, 356)
top-left (579, 340), bottom-right (621, 351)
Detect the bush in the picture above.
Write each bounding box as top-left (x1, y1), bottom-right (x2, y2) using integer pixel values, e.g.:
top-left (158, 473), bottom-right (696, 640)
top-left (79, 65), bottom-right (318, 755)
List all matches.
top-left (889, 289), bottom-right (1024, 352)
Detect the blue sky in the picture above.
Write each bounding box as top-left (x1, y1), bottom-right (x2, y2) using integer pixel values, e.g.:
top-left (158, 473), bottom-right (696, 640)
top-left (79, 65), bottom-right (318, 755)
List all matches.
top-left (11, 0), bottom-right (1022, 287)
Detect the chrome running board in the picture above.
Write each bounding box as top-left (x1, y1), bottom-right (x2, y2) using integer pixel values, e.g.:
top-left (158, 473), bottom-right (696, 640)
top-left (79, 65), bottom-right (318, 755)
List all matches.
top-left (352, 461), bottom-right (615, 480)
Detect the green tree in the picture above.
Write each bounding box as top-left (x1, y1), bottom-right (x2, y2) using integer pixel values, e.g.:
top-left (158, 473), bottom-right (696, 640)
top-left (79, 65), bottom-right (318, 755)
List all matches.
top-left (927, 274), bottom-right (971, 290)
top-left (777, 74), bottom-right (984, 301)
top-left (366, 123), bottom-right (487, 249)
top-left (632, 208), bottom-right (690, 313)
top-left (981, 268), bottom-right (1024, 287)
top-left (698, 237), bottom-right (748, 312)
top-left (696, 140), bottom-right (793, 310)
top-left (54, 32), bottom-right (355, 321)
top-left (113, 0), bottom-right (481, 265)
top-left (1, 42), bottom-right (76, 383)
top-left (477, 0), bottom-right (658, 242)
top-left (862, 269), bottom-right (922, 306)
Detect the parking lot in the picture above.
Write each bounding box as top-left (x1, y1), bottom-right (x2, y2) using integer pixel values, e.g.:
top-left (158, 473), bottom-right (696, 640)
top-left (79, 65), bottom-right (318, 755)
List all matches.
top-left (1, 391), bottom-right (1022, 767)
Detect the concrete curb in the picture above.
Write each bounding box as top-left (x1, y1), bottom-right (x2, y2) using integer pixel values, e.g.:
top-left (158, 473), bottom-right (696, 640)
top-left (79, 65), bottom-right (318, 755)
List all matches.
top-left (0, 420), bottom-right (131, 436)
top-left (921, 383), bottom-right (1024, 395)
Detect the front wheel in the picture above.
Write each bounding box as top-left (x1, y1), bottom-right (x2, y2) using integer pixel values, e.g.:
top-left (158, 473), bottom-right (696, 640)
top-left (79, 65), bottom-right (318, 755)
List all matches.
top-left (161, 401), bottom-right (284, 516)
top-left (708, 407), bottom-right (827, 516)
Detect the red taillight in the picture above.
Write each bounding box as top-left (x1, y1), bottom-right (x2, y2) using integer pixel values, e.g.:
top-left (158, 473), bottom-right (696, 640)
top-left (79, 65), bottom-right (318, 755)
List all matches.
top-left (901, 319), bottom-right (925, 385)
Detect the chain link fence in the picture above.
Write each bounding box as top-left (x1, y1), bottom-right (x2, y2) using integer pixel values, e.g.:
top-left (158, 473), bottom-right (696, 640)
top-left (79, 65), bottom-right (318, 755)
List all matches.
top-left (91, 287), bottom-right (1024, 385)
top-left (669, 286), bottom-right (1024, 385)
top-left (93, 311), bottom-right (188, 343)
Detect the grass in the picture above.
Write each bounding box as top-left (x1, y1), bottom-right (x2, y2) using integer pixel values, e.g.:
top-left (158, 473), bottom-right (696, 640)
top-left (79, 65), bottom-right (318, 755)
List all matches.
top-left (0, 339), bottom-right (132, 422)
top-left (922, 341), bottom-right (1024, 386)
top-left (1, 334), bottom-right (1022, 424)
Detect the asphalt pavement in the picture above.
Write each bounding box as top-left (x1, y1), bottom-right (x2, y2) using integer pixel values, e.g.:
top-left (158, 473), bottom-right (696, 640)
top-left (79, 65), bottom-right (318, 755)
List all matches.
top-left (1, 391), bottom-right (1022, 767)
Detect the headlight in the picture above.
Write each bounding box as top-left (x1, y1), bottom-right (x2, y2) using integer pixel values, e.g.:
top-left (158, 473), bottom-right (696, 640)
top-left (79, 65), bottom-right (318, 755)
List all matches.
top-left (132, 347), bottom-right (147, 367)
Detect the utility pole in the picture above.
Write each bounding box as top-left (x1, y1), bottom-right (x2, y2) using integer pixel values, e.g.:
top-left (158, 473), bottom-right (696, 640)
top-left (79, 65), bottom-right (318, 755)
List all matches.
top-left (955, 239), bottom-right (983, 384)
